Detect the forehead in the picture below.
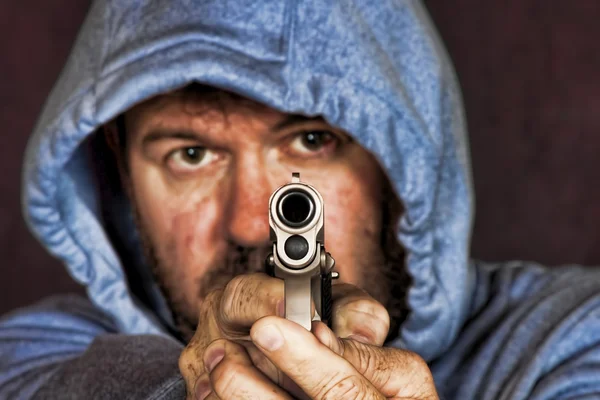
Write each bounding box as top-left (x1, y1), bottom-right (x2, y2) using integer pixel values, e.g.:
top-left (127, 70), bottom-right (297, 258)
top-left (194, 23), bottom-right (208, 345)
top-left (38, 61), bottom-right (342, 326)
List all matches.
top-left (127, 85), bottom-right (287, 130)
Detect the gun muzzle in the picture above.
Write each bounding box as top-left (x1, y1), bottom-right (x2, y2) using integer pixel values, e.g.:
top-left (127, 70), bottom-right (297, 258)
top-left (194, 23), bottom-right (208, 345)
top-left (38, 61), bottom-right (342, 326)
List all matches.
top-left (277, 190), bottom-right (315, 228)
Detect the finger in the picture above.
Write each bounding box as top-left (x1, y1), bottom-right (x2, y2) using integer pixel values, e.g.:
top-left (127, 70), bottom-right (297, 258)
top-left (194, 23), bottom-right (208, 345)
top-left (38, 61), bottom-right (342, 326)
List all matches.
top-left (312, 321), bottom-right (438, 399)
top-left (331, 283), bottom-right (390, 346)
top-left (181, 273), bottom-right (287, 391)
top-left (250, 316), bottom-right (385, 400)
top-left (312, 321), bottom-right (344, 355)
top-left (217, 273), bottom-right (285, 336)
top-left (180, 338), bottom-right (212, 398)
top-left (192, 374), bottom-right (213, 400)
top-left (239, 341), bottom-right (310, 400)
top-left (181, 272), bottom-right (314, 396)
top-left (217, 273), bottom-right (316, 338)
top-left (203, 338), bottom-right (293, 400)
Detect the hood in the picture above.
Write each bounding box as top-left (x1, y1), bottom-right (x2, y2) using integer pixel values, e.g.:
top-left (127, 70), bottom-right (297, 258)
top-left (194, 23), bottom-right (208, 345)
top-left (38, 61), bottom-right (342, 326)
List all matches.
top-left (23, 0), bottom-right (474, 361)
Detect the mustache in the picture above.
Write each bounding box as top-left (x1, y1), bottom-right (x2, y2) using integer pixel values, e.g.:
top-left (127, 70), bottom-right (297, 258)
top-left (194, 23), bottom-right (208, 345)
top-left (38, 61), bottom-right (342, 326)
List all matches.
top-left (196, 244), bottom-right (272, 299)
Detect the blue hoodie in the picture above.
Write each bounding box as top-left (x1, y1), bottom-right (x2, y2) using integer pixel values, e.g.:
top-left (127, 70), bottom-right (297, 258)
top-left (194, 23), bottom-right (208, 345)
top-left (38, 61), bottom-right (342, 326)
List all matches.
top-left (2, 0), bottom-right (600, 398)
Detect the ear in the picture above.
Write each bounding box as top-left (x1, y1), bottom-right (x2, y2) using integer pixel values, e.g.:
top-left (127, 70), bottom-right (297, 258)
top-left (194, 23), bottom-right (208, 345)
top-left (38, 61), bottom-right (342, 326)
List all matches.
top-left (101, 117), bottom-right (133, 197)
top-left (104, 119), bottom-right (121, 155)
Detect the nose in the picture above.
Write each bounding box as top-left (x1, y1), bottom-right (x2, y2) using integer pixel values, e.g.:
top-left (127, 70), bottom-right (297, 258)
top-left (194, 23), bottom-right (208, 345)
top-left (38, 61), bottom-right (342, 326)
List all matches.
top-left (224, 161), bottom-right (273, 247)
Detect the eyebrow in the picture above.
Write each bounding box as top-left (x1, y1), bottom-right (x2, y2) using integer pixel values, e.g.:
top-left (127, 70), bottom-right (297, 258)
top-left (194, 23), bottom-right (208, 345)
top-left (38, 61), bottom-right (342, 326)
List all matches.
top-left (270, 115), bottom-right (325, 132)
top-left (141, 115), bottom-right (325, 146)
top-left (142, 130), bottom-right (203, 146)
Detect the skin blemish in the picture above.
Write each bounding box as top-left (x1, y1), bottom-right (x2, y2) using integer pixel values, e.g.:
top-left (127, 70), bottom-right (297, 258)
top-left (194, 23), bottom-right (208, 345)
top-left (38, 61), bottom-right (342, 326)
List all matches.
top-left (363, 226), bottom-right (378, 239)
top-left (187, 363), bottom-right (197, 375)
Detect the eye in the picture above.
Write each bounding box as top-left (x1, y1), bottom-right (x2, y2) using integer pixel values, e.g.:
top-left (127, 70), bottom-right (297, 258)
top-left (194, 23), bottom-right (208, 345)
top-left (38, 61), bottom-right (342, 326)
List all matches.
top-left (288, 130), bottom-right (339, 156)
top-left (166, 146), bottom-right (216, 173)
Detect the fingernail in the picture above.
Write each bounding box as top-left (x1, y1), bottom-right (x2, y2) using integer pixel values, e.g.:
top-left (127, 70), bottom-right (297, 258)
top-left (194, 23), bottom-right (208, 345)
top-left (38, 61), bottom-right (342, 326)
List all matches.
top-left (204, 347), bottom-right (225, 373)
top-left (252, 324), bottom-right (284, 351)
top-left (276, 299), bottom-right (285, 317)
top-left (195, 378), bottom-right (211, 400)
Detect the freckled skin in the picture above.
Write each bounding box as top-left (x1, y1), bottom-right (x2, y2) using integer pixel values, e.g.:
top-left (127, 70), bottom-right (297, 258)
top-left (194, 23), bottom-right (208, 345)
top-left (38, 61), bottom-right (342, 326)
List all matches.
top-left (114, 87), bottom-right (398, 336)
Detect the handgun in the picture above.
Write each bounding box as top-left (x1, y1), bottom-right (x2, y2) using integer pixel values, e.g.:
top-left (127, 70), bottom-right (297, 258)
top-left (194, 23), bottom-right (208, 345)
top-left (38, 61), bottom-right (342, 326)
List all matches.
top-left (266, 172), bottom-right (339, 330)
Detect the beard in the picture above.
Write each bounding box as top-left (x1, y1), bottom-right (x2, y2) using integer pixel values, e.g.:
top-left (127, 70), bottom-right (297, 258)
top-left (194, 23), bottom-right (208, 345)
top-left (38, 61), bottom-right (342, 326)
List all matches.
top-left (132, 203), bottom-right (411, 344)
top-left (118, 160), bottom-right (410, 343)
top-left (150, 240), bottom-right (274, 340)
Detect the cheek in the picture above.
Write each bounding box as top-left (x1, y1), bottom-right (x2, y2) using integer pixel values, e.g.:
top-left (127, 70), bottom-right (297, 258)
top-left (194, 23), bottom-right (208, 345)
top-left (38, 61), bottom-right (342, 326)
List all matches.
top-left (319, 175), bottom-right (383, 284)
top-left (130, 162), bottom-right (227, 292)
top-left (168, 196), bottom-right (224, 269)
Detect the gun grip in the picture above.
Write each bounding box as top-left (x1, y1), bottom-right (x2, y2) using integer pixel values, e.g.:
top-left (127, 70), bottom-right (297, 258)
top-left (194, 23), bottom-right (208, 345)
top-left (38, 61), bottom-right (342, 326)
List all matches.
top-left (321, 272), bottom-right (333, 328)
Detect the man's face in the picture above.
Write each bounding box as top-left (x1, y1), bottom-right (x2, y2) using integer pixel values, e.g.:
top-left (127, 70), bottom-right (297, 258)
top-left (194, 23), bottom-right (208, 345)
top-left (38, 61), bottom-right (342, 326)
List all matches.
top-left (115, 86), bottom-right (406, 338)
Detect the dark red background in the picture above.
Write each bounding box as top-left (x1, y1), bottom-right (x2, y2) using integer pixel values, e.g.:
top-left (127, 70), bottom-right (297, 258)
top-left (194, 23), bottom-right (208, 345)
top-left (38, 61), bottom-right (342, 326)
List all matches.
top-left (2, 1), bottom-right (600, 315)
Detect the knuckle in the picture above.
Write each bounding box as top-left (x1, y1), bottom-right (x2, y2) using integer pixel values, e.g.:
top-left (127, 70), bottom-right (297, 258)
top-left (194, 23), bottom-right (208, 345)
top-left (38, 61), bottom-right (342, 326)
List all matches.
top-left (355, 342), bottom-right (378, 372)
top-left (208, 337), bottom-right (230, 351)
top-left (201, 288), bottom-right (223, 317)
top-left (178, 346), bottom-right (201, 385)
top-left (204, 287), bottom-right (223, 304)
top-left (317, 373), bottom-right (370, 400)
top-left (404, 350), bottom-right (429, 371)
top-left (339, 299), bottom-right (390, 343)
top-left (199, 288), bottom-right (224, 336)
top-left (345, 339), bottom-right (381, 374)
top-left (372, 303), bottom-right (391, 330)
top-left (400, 350), bottom-right (436, 391)
top-left (239, 341), bottom-right (283, 385)
top-left (349, 299), bottom-right (390, 328)
top-left (220, 275), bottom-right (250, 324)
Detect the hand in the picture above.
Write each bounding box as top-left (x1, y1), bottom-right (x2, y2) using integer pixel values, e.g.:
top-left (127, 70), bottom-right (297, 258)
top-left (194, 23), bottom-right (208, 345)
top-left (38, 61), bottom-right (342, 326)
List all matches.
top-left (179, 272), bottom-right (391, 399)
top-left (194, 317), bottom-right (438, 399)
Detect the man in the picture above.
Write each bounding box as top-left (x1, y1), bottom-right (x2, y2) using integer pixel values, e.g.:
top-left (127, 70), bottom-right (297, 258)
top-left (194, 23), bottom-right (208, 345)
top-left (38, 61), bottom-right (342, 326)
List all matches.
top-left (2, 0), bottom-right (600, 399)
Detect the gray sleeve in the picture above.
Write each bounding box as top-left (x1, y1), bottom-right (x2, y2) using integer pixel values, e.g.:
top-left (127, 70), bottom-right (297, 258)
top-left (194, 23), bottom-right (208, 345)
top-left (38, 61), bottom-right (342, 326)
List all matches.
top-left (31, 334), bottom-right (186, 400)
top-left (431, 261), bottom-right (600, 399)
